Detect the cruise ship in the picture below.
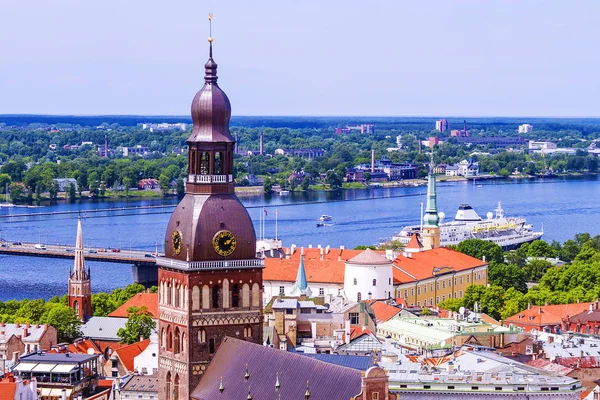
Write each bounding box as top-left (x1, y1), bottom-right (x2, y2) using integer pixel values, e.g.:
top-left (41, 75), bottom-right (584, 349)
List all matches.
top-left (392, 202), bottom-right (543, 250)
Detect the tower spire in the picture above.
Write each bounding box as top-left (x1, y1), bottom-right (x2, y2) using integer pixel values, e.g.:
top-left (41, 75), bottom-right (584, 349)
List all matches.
top-left (205, 13), bottom-right (218, 83)
top-left (421, 152), bottom-right (441, 250)
top-left (74, 216), bottom-right (85, 275)
top-left (291, 254), bottom-right (310, 296)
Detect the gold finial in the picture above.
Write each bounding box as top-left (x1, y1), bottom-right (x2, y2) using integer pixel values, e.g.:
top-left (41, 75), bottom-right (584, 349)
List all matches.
top-left (208, 12), bottom-right (214, 43)
top-left (244, 363), bottom-right (250, 380)
top-left (219, 376), bottom-right (224, 393)
top-left (305, 380), bottom-right (311, 399)
top-left (275, 371), bottom-right (280, 390)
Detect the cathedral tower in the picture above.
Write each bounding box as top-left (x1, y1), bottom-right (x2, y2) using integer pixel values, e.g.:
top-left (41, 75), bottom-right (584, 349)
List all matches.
top-left (422, 155), bottom-right (441, 250)
top-left (157, 17), bottom-right (263, 400)
top-left (68, 217), bottom-right (92, 322)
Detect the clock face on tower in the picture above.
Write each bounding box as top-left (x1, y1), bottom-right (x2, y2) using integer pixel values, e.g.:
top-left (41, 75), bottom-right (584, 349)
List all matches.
top-left (172, 230), bottom-right (182, 255)
top-left (213, 230), bottom-right (236, 257)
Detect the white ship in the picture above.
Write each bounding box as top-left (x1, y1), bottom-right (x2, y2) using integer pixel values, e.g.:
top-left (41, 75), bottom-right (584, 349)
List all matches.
top-left (392, 202), bottom-right (543, 250)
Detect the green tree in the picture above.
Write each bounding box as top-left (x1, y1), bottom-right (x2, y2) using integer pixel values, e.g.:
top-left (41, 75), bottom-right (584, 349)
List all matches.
top-left (500, 287), bottom-right (526, 320)
top-left (488, 262), bottom-right (527, 292)
top-left (0, 173), bottom-right (11, 189)
top-left (176, 178), bottom-right (185, 197)
top-left (159, 174), bottom-right (170, 196)
top-left (68, 183), bottom-right (77, 201)
top-left (527, 240), bottom-right (556, 258)
top-left (301, 176), bottom-right (310, 190)
top-left (455, 239), bottom-right (504, 264)
top-left (523, 259), bottom-right (553, 282)
top-left (91, 292), bottom-right (113, 317)
top-left (560, 240), bottom-right (580, 262)
top-left (49, 181), bottom-right (59, 200)
top-left (123, 177), bottom-right (132, 197)
top-left (99, 182), bottom-right (106, 197)
top-left (326, 170), bottom-right (342, 190)
top-left (41, 304), bottom-right (82, 343)
top-left (9, 183), bottom-right (24, 203)
top-left (437, 298), bottom-right (462, 312)
top-left (117, 306), bottom-right (157, 344)
top-left (263, 177), bottom-right (273, 193)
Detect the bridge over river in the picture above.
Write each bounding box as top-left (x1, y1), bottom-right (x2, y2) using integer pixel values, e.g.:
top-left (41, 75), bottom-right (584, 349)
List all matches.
top-left (0, 242), bottom-right (161, 285)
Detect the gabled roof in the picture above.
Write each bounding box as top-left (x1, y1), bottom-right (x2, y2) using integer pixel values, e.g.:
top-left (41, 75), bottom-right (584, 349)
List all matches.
top-left (108, 293), bottom-right (159, 319)
top-left (263, 248), bottom-right (365, 284)
top-left (504, 303), bottom-right (593, 327)
top-left (392, 247), bottom-right (486, 284)
top-left (347, 249), bottom-right (391, 265)
top-left (48, 339), bottom-right (101, 355)
top-left (113, 339), bottom-right (151, 372)
top-left (121, 374), bottom-right (159, 392)
top-left (368, 301), bottom-right (401, 325)
top-left (191, 337), bottom-right (361, 399)
top-left (80, 316), bottom-right (128, 341)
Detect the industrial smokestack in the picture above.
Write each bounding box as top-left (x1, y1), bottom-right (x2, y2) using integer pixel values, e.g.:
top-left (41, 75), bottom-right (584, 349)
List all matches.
top-left (104, 135), bottom-right (108, 158)
top-left (371, 149), bottom-right (375, 173)
top-left (235, 132), bottom-right (239, 154)
top-left (259, 132), bottom-right (264, 156)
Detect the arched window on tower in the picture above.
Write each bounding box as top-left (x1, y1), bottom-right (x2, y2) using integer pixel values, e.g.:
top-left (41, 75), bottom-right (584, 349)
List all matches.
top-left (373, 279), bottom-right (377, 286)
top-left (167, 283), bottom-right (172, 306)
top-left (353, 278), bottom-right (357, 286)
top-left (167, 326), bottom-right (173, 352)
top-left (73, 301), bottom-right (79, 317)
top-left (244, 325), bottom-right (252, 339)
top-left (212, 285), bottom-right (219, 309)
top-left (232, 284), bottom-right (240, 308)
top-left (166, 372), bottom-right (172, 400)
top-left (181, 331), bottom-right (186, 354)
top-left (357, 292), bottom-right (362, 301)
top-left (174, 374), bottom-right (180, 400)
top-left (174, 327), bottom-right (180, 354)
top-left (161, 328), bottom-right (166, 348)
top-left (200, 152), bottom-right (210, 175)
top-left (214, 152), bottom-right (223, 175)
top-left (174, 284), bottom-right (180, 308)
top-left (198, 328), bottom-right (206, 343)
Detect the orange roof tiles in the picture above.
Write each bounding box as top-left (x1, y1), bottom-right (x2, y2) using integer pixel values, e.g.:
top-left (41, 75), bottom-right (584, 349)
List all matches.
top-left (504, 303), bottom-right (593, 328)
top-left (263, 248), bottom-right (366, 284)
top-left (49, 339), bottom-right (101, 355)
top-left (114, 339), bottom-right (150, 372)
top-left (405, 234), bottom-right (423, 250)
top-left (368, 301), bottom-right (401, 324)
top-left (109, 293), bottom-right (159, 319)
top-left (392, 247), bottom-right (486, 284)
top-left (349, 325), bottom-right (372, 341)
top-left (0, 382), bottom-right (16, 400)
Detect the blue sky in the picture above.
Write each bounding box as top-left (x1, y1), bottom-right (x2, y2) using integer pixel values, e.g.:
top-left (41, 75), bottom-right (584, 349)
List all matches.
top-left (0, 0), bottom-right (597, 116)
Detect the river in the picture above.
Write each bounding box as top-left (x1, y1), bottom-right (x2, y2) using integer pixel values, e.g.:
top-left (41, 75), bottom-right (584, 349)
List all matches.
top-left (1, 176), bottom-right (599, 301)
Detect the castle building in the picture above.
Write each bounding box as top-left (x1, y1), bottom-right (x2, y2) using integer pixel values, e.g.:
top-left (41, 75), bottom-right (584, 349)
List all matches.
top-left (68, 217), bottom-right (92, 322)
top-left (156, 34), bottom-right (263, 399)
top-left (344, 248), bottom-right (394, 302)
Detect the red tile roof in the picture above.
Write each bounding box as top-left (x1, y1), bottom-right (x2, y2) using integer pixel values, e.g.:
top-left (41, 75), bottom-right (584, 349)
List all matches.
top-left (0, 382), bottom-right (16, 400)
top-left (392, 247), bottom-right (486, 284)
top-left (109, 293), bottom-right (159, 319)
top-left (113, 339), bottom-right (150, 372)
top-left (504, 303), bottom-right (593, 328)
top-left (48, 339), bottom-right (101, 355)
top-left (349, 325), bottom-right (372, 341)
top-left (405, 234), bottom-right (423, 250)
top-left (263, 248), bottom-right (366, 284)
top-left (368, 301), bottom-right (401, 324)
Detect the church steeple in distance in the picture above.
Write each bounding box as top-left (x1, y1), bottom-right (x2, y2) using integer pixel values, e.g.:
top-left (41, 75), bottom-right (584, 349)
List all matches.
top-left (157, 14), bottom-right (263, 400)
top-left (423, 153), bottom-right (439, 227)
top-left (68, 217), bottom-right (92, 322)
top-left (421, 153), bottom-right (441, 250)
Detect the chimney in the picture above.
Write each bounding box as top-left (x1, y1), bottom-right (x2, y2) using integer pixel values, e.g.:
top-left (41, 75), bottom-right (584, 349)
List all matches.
top-left (528, 303), bottom-right (532, 310)
top-left (23, 328), bottom-right (28, 338)
top-left (345, 320), bottom-right (351, 344)
top-left (61, 388), bottom-right (67, 400)
top-left (368, 292), bottom-right (372, 300)
top-left (319, 247), bottom-right (324, 261)
top-left (326, 245), bottom-right (330, 255)
top-left (538, 307), bottom-right (542, 315)
top-left (308, 244), bottom-right (313, 248)
top-left (259, 131), bottom-right (263, 155)
top-left (482, 256), bottom-right (486, 263)
top-left (301, 247), bottom-right (304, 255)
top-left (140, 335), bottom-right (145, 342)
top-left (234, 132), bottom-right (239, 154)
top-left (371, 149), bottom-right (375, 173)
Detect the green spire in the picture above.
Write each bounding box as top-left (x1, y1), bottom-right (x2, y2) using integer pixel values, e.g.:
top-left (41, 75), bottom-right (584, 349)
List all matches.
top-left (423, 153), bottom-right (439, 227)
